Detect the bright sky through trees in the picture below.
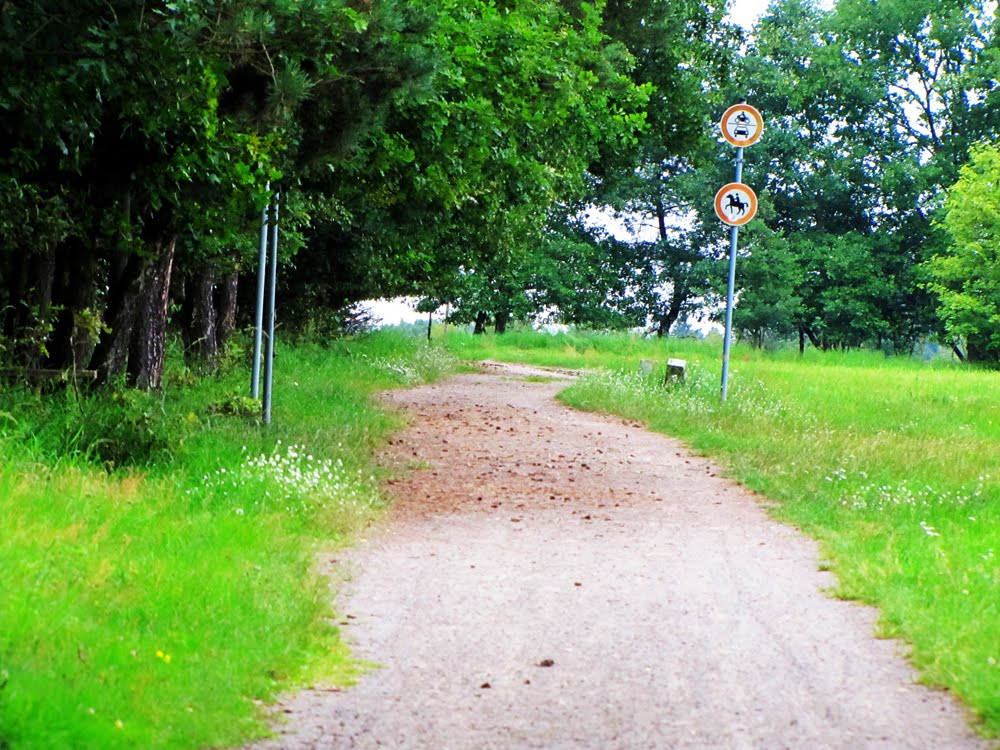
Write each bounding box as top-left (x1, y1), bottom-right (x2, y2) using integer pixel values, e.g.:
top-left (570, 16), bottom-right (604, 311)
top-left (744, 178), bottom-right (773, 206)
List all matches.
top-left (727, 0), bottom-right (772, 29)
top-left (727, 0), bottom-right (834, 29)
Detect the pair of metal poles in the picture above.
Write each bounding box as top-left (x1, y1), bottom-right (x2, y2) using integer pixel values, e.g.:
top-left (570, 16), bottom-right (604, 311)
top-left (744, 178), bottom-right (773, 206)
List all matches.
top-left (720, 147), bottom-right (744, 403)
top-left (251, 188), bottom-right (280, 424)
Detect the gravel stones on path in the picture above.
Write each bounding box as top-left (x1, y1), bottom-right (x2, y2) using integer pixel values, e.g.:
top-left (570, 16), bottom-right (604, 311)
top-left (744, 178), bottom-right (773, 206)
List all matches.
top-left (246, 362), bottom-right (990, 750)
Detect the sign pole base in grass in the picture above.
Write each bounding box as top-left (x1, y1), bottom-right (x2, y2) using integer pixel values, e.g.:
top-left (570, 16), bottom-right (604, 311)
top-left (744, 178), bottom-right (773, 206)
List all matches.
top-left (720, 147), bottom-right (743, 402)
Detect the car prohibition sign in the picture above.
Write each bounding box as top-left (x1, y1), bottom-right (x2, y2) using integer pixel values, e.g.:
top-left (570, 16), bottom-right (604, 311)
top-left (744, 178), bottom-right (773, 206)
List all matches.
top-left (720, 103), bottom-right (764, 147)
top-left (715, 182), bottom-right (758, 226)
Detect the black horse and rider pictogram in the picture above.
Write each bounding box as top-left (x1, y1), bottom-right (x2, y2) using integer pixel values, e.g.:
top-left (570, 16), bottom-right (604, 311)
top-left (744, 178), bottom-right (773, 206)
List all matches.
top-left (725, 192), bottom-right (749, 216)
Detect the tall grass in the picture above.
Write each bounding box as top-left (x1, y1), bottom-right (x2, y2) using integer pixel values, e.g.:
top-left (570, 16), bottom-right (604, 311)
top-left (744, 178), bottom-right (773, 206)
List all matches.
top-left (0, 330), bottom-right (457, 750)
top-left (446, 330), bottom-right (1000, 736)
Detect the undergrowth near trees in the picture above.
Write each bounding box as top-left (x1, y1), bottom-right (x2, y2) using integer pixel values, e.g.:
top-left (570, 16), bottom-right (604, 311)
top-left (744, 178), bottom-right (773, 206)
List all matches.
top-left (445, 329), bottom-right (1000, 737)
top-left (0, 330), bottom-right (457, 750)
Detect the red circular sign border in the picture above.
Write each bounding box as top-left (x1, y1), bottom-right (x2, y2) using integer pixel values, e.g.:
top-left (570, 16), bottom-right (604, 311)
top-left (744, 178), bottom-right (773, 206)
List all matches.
top-left (720, 104), bottom-right (764, 148)
top-left (715, 182), bottom-right (758, 226)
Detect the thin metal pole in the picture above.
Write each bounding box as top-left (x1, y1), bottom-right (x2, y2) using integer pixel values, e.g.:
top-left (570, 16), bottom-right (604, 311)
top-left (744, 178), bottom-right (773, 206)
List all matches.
top-left (251, 182), bottom-right (270, 399)
top-left (720, 147), bottom-right (744, 402)
top-left (720, 225), bottom-right (739, 401)
top-left (263, 191), bottom-right (279, 425)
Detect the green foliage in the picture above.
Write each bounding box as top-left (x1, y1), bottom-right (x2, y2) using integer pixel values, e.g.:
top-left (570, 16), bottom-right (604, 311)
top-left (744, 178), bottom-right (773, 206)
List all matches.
top-left (0, 386), bottom-right (177, 470)
top-left (208, 392), bottom-right (263, 418)
top-left (583, 0), bottom-right (737, 335)
top-left (714, 0), bottom-right (999, 352)
top-left (926, 142), bottom-right (1000, 362)
top-left (434, 226), bottom-right (654, 333)
top-left (831, 0), bottom-right (1000, 184)
top-left (74, 390), bottom-right (177, 469)
top-left (444, 326), bottom-right (717, 370)
top-left (526, 222), bottom-right (652, 329)
top-left (281, 0), bottom-right (655, 318)
top-left (0, 332), bottom-right (458, 750)
top-left (0, 0), bottom-right (436, 381)
top-left (732, 228), bottom-right (804, 346)
top-left (4, 0), bottom-right (998, 377)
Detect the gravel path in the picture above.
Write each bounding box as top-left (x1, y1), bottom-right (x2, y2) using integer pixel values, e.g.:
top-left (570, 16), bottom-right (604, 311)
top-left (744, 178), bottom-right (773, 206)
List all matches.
top-left (247, 362), bottom-right (990, 750)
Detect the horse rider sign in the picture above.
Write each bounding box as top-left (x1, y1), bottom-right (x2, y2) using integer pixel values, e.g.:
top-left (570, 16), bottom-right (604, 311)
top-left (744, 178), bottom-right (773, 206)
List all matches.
top-left (714, 182), bottom-right (758, 226)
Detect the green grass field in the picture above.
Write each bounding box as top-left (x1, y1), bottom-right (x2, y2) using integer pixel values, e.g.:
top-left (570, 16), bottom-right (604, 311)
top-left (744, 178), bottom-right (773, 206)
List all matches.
top-left (0, 331), bottom-right (457, 750)
top-left (445, 328), bottom-right (1000, 736)
top-left (4, 325), bottom-right (999, 746)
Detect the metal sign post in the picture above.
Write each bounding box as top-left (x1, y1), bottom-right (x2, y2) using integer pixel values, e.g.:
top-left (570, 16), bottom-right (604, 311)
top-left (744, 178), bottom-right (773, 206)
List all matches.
top-left (251, 186), bottom-right (280, 424)
top-left (716, 104), bottom-right (763, 402)
top-left (251, 183), bottom-right (271, 400)
top-left (262, 191), bottom-right (280, 425)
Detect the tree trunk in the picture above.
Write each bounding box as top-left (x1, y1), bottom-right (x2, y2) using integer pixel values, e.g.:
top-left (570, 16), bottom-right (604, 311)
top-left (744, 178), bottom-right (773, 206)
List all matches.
top-left (656, 306), bottom-right (678, 338)
top-left (91, 232), bottom-right (176, 389)
top-left (186, 268), bottom-right (218, 369)
top-left (654, 199), bottom-right (672, 339)
top-left (1, 249), bottom-right (30, 342)
top-left (656, 284), bottom-right (686, 338)
top-left (216, 272), bottom-right (239, 353)
top-left (473, 311), bottom-right (488, 335)
top-left (655, 197), bottom-right (668, 242)
top-left (949, 340), bottom-right (967, 363)
top-left (12, 248), bottom-right (58, 368)
top-left (47, 240), bottom-right (101, 370)
top-left (127, 234), bottom-right (176, 389)
top-left (656, 314), bottom-right (670, 338)
top-left (494, 310), bottom-right (509, 334)
top-left (799, 328), bottom-right (806, 355)
top-left (802, 326), bottom-right (821, 350)
top-left (90, 250), bottom-right (145, 384)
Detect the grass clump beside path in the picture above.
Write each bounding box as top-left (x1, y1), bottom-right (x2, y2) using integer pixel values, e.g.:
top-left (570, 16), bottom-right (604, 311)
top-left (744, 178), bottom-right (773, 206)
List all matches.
top-left (0, 331), bottom-right (457, 750)
top-left (445, 329), bottom-right (1000, 737)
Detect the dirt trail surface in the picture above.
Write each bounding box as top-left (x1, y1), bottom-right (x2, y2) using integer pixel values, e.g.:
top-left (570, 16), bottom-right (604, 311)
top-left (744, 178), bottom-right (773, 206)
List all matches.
top-left (249, 362), bottom-right (990, 750)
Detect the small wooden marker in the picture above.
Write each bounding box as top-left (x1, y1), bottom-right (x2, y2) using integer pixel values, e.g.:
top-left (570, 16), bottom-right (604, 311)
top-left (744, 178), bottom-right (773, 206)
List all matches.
top-left (665, 358), bottom-right (687, 383)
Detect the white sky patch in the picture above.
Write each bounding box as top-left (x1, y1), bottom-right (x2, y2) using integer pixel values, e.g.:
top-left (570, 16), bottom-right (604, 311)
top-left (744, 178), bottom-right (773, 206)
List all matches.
top-left (726, 0), bottom-right (835, 31)
top-left (584, 206), bottom-right (661, 243)
top-left (726, 0), bottom-right (773, 30)
top-left (359, 297), bottom-right (424, 326)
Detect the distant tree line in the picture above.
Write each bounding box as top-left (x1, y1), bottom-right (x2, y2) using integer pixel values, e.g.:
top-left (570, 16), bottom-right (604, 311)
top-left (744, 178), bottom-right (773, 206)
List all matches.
top-left (415, 0), bottom-right (1000, 363)
top-left (705, 0), bottom-right (1000, 359)
top-left (420, 0), bottom-right (1000, 366)
top-left (2, 0), bottom-right (999, 389)
top-left (0, 0), bottom-right (731, 387)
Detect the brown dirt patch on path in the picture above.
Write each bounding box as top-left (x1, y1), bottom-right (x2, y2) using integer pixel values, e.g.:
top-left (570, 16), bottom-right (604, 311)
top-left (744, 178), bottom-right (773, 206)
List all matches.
top-left (247, 362), bottom-right (991, 750)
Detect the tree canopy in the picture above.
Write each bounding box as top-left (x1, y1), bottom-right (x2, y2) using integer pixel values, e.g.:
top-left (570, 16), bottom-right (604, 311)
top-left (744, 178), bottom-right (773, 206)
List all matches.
top-left (927, 143), bottom-right (1000, 362)
top-left (714, 0), bottom-right (1000, 354)
top-left (2, 0), bottom-right (1000, 381)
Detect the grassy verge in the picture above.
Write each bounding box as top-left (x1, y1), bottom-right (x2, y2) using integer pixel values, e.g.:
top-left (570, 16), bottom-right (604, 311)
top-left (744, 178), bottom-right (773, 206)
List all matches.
top-left (445, 329), bottom-right (1000, 736)
top-left (0, 330), bottom-right (457, 750)
top-left (443, 326), bottom-right (718, 370)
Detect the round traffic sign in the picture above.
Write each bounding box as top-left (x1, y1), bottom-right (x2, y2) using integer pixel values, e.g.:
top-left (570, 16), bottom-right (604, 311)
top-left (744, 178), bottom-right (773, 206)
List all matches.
top-left (720, 103), bottom-right (763, 147)
top-left (715, 182), bottom-right (758, 226)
